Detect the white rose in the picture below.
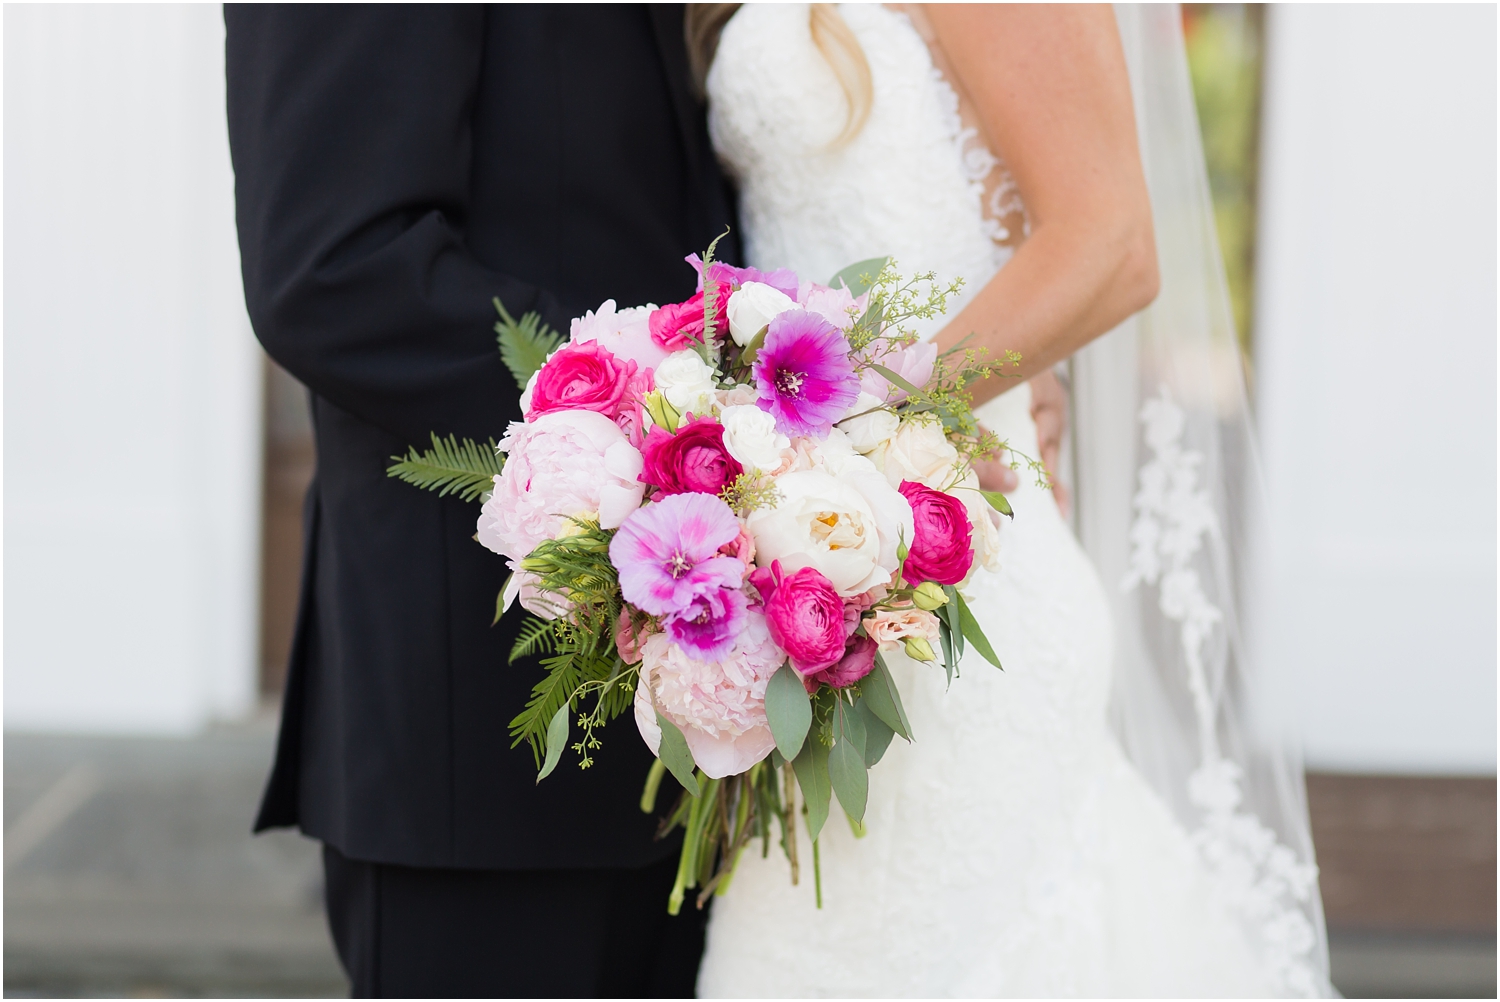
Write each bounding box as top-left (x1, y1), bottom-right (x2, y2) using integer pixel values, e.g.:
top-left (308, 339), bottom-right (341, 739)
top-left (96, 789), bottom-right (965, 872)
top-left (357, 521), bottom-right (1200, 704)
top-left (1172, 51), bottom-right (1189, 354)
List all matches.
top-left (726, 281), bottom-right (797, 347)
top-left (748, 463), bottom-right (914, 597)
top-left (955, 469), bottom-right (1004, 572)
top-left (837, 391), bottom-right (900, 455)
top-left (872, 414), bottom-right (961, 488)
top-left (654, 350), bottom-right (718, 418)
top-left (720, 404), bottom-right (790, 472)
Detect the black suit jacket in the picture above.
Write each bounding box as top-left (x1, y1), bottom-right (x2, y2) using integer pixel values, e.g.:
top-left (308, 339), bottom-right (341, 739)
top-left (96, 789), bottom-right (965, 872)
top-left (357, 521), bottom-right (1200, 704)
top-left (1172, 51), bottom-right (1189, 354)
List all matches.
top-left (227, 4), bottom-right (740, 869)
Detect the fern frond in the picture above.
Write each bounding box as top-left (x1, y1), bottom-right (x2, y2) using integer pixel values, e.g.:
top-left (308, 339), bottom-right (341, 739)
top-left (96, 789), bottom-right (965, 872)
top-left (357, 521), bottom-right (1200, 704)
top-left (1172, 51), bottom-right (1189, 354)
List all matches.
top-left (495, 297), bottom-right (563, 390)
top-left (509, 654), bottom-right (582, 766)
top-left (509, 616), bottom-right (558, 662)
top-left (387, 433), bottom-right (503, 503)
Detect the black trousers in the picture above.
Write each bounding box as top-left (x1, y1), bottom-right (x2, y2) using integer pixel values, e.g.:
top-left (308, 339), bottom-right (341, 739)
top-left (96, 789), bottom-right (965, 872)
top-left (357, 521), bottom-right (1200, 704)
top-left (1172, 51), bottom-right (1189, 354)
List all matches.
top-left (322, 845), bottom-right (707, 998)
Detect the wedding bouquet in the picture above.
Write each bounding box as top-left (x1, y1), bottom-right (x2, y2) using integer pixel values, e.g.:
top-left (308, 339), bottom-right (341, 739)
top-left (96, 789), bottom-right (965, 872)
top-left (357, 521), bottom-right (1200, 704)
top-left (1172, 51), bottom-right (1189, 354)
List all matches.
top-left (389, 239), bottom-right (1027, 911)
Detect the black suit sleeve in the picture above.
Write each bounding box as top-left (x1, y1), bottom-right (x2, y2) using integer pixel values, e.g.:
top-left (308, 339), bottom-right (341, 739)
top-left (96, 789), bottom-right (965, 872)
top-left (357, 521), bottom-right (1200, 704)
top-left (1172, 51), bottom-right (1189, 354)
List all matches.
top-left (226, 5), bottom-right (558, 443)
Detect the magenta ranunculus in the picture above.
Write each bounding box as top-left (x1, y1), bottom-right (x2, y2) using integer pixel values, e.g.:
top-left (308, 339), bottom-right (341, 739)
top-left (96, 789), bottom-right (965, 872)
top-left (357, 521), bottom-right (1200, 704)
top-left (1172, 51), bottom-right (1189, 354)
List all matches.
top-left (803, 633), bottom-right (878, 691)
top-left (639, 416), bottom-right (743, 496)
top-left (752, 310), bottom-right (861, 437)
top-left (609, 492), bottom-right (745, 618)
top-left (687, 254), bottom-right (800, 301)
top-left (897, 480), bottom-right (975, 586)
top-left (524, 340), bottom-right (636, 422)
top-left (649, 280), bottom-right (729, 351)
top-left (666, 585), bottom-right (748, 660)
top-left (750, 560), bottom-right (847, 675)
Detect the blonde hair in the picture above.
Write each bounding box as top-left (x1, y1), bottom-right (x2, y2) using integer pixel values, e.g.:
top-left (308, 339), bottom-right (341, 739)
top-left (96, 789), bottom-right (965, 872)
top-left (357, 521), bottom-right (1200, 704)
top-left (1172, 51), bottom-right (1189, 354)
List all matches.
top-left (685, 3), bottom-right (873, 147)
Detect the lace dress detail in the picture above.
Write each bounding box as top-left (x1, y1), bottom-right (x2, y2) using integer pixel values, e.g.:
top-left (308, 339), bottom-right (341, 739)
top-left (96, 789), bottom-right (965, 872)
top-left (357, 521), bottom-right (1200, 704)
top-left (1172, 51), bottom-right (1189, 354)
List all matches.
top-left (699, 4), bottom-right (1291, 996)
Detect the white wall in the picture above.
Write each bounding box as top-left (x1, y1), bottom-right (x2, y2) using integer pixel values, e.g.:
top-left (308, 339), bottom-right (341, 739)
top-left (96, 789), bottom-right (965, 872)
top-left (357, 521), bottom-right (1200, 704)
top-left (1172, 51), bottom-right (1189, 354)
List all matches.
top-left (4, 5), bottom-right (262, 734)
top-left (1254, 4), bottom-right (1497, 774)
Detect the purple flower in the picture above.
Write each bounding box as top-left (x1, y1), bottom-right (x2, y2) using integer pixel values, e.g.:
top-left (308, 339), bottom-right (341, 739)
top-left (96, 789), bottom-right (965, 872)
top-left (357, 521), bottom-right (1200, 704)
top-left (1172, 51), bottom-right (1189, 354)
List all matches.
top-left (609, 493), bottom-right (745, 618)
top-left (752, 310), bottom-right (861, 437)
top-left (685, 254), bottom-right (800, 301)
top-left (666, 586), bottom-right (749, 660)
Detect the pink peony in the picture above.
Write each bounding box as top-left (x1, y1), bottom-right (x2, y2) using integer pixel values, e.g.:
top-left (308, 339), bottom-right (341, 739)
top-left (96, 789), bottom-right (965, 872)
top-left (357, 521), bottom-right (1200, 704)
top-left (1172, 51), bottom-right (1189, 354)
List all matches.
top-left (750, 560), bottom-right (847, 675)
top-left (477, 410), bottom-right (645, 563)
top-left (523, 340), bottom-right (635, 422)
top-left (570, 299), bottom-right (668, 370)
top-left (803, 634), bottom-right (878, 691)
top-left (633, 613), bottom-right (784, 779)
top-left (897, 480), bottom-right (975, 586)
top-left (638, 416), bottom-right (743, 496)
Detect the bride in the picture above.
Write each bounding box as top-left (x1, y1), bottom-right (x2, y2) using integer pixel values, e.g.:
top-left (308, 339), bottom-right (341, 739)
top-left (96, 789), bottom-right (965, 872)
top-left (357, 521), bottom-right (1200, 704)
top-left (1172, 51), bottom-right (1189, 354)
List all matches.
top-left (689, 5), bottom-right (1332, 997)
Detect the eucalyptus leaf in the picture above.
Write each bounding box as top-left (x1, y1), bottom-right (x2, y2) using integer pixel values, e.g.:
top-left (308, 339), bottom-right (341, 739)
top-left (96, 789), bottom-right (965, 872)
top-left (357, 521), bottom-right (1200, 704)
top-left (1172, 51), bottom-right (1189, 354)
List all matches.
top-left (827, 256), bottom-right (891, 296)
top-left (655, 711), bottom-right (701, 798)
top-left (979, 489), bottom-right (1014, 518)
top-left (536, 703), bottom-right (569, 783)
top-left (862, 654), bottom-right (912, 740)
top-left (869, 363), bottom-right (926, 401)
top-left (765, 664), bottom-right (813, 761)
top-left (492, 576), bottom-right (511, 626)
top-left (791, 737), bottom-right (831, 844)
top-left (855, 698), bottom-right (895, 767)
top-left (956, 591), bottom-right (1003, 670)
top-left (829, 702), bottom-right (869, 822)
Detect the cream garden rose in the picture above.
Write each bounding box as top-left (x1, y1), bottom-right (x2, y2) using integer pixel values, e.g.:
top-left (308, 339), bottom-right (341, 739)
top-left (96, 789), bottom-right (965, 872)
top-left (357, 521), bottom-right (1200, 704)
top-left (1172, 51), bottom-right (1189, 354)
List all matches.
top-left (725, 281), bottom-right (798, 347)
top-left (653, 349), bottom-right (718, 417)
top-left (720, 404), bottom-right (791, 472)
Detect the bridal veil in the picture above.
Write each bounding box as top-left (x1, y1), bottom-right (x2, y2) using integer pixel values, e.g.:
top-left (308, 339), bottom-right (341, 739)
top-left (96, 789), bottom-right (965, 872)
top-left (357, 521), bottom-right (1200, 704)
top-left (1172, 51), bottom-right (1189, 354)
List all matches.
top-left (1070, 6), bottom-right (1332, 995)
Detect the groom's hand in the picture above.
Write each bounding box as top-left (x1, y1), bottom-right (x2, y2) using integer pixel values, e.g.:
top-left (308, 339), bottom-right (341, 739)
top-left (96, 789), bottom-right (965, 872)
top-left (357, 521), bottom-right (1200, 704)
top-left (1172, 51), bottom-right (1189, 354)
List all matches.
top-left (972, 370), bottom-right (1071, 519)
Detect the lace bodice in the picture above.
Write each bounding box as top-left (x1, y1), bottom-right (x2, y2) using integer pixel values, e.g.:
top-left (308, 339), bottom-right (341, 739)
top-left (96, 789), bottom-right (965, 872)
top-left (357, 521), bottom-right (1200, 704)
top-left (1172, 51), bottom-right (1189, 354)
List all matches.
top-left (708, 3), bottom-right (1019, 337)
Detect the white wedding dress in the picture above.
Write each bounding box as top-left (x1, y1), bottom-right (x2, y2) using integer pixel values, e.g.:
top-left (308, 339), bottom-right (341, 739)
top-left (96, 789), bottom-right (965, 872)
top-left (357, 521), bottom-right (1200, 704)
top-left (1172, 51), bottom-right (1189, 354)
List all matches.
top-left (695, 6), bottom-right (1287, 997)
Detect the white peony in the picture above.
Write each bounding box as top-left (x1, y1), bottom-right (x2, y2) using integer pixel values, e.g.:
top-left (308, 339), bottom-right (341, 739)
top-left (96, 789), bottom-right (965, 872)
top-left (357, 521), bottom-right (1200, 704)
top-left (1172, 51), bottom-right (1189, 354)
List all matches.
top-left (871, 414), bottom-right (962, 489)
top-left (720, 404), bottom-right (790, 472)
top-left (653, 349), bottom-right (718, 418)
top-left (725, 281), bottom-right (797, 347)
top-left (837, 391), bottom-right (900, 455)
top-left (748, 445), bottom-right (914, 596)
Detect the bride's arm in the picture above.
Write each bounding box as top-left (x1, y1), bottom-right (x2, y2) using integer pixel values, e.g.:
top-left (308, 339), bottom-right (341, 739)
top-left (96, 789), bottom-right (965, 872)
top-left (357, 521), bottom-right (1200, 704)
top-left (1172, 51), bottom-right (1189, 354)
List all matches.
top-left (925, 4), bottom-right (1158, 403)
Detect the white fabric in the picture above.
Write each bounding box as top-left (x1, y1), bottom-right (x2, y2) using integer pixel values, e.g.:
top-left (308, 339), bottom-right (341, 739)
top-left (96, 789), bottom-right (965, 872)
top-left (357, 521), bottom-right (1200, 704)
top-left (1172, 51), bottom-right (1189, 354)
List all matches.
top-left (697, 4), bottom-right (1329, 997)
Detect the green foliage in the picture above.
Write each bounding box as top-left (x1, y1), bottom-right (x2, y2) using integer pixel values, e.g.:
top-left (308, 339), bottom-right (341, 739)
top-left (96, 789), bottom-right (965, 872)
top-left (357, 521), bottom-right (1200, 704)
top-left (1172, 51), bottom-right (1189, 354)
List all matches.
top-left (827, 256), bottom-right (890, 297)
top-left (861, 654), bottom-right (912, 740)
top-left (536, 703), bottom-right (570, 782)
top-left (655, 712), bottom-right (701, 798)
top-left (494, 297), bottom-right (564, 390)
top-left (827, 697), bottom-right (868, 822)
top-left (386, 433), bottom-right (503, 503)
top-left (719, 472), bottom-right (783, 516)
top-left (955, 591), bottom-right (1003, 671)
top-left (506, 521), bottom-right (633, 772)
top-left (765, 664), bottom-right (813, 761)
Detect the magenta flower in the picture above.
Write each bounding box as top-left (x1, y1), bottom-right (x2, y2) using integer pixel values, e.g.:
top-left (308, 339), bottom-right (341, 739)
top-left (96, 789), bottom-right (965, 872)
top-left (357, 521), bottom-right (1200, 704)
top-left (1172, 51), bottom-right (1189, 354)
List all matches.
top-left (686, 254), bottom-right (800, 301)
top-left (609, 493), bottom-right (745, 618)
top-left (752, 310), bottom-right (861, 437)
top-left (666, 585), bottom-right (749, 660)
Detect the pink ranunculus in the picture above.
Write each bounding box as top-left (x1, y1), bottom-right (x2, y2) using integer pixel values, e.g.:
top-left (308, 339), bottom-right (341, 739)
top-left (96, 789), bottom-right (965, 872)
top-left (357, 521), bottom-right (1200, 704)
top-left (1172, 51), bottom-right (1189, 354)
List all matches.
top-left (615, 368), bottom-right (655, 448)
top-left (615, 608), bottom-right (650, 664)
top-left (803, 634), bottom-right (878, 691)
top-left (797, 280), bottom-right (864, 331)
top-left (477, 410), bottom-right (645, 562)
top-left (859, 341), bottom-right (938, 404)
top-left (570, 300), bottom-right (669, 370)
top-left (897, 480), bottom-right (975, 586)
top-left (638, 416), bottom-right (744, 496)
top-left (750, 560), bottom-right (847, 675)
top-left (720, 525), bottom-right (756, 571)
top-left (865, 605), bottom-right (942, 652)
top-left (632, 613), bottom-right (784, 779)
top-left (524, 340), bottom-right (636, 422)
top-left (649, 280), bottom-right (727, 351)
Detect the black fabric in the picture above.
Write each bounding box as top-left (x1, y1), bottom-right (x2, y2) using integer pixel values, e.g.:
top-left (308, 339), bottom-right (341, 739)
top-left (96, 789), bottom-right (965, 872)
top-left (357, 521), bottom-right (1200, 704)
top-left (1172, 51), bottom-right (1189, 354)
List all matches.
top-left (228, 4), bottom-right (740, 869)
top-left (322, 844), bottom-right (708, 998)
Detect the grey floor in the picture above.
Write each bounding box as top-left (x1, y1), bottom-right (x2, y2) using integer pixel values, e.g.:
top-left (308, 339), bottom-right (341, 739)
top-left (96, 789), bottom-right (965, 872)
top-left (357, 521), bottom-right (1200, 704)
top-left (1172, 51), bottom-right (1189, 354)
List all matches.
top-left (4, 728), bottom-right (1495, 998)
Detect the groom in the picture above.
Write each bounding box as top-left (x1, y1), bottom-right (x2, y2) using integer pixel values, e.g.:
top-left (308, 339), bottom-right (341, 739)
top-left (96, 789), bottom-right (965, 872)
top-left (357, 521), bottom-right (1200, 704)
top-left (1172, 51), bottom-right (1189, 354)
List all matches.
top-left (225, 7), bottom-right (736, 997)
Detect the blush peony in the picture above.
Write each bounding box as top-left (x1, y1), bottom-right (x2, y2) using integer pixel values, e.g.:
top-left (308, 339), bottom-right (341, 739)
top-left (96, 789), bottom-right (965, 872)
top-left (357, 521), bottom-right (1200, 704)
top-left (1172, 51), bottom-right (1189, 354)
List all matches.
top-left (477, 410), bottom-right (645, 563)
top-left (569, 299), bottom-right (668, 370)
top-left (632, 613), bottom-right (784, 779)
